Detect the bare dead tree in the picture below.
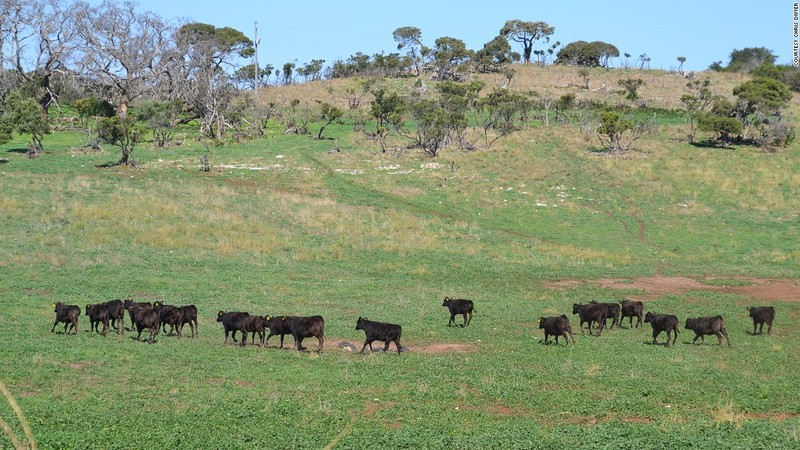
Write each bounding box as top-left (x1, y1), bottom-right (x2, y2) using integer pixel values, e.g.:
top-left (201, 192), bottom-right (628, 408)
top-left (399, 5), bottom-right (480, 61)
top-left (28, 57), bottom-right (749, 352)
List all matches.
top-left (74, 0), bottom-right (171, 118)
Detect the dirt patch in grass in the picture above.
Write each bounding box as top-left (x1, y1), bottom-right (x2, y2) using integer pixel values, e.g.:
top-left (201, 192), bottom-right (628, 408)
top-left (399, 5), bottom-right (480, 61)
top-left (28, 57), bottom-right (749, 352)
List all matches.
top-left (224, 178), bottom-right (260, 189)
top-left (622, 416), bottom-right (654, 424)
top-left (417, 343), bottom-right (476, 354)
top-left (328, 339), bottom-right (476, 354)
top-left (547, 276), bottom-right (799, 302)
top-left (23, 288), bottom-right (53, 297)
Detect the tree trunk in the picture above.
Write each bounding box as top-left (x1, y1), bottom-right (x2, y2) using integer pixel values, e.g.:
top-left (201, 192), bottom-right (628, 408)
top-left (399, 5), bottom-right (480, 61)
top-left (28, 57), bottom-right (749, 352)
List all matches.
top-left (118, 96), bottom-right (129, 119)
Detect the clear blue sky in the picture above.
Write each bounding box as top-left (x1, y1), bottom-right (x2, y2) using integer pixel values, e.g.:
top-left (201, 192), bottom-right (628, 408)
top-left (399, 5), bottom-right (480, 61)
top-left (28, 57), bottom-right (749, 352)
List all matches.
top-left (131, 0), bottom-right (789, 72)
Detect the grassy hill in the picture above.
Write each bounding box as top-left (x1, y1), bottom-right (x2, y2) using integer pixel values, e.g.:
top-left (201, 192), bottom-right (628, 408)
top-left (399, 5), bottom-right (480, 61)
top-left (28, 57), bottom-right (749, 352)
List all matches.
top-left (0, 66), bottom-right (798, 448)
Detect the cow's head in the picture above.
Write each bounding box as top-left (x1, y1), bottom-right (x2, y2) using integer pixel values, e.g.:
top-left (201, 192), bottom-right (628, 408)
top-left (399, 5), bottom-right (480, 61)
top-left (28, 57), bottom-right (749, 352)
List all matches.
top-left (644, 312), bottom-right (654, 323)
top-left (356, 317), bottom-right (365, 330)
top-left (216, 311), bottom-right (225, 321)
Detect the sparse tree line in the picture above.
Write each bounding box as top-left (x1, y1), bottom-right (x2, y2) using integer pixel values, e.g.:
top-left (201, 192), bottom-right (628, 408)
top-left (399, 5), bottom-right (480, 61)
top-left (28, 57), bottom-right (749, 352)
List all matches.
top-left (0, 0), bottom-right (795, 163)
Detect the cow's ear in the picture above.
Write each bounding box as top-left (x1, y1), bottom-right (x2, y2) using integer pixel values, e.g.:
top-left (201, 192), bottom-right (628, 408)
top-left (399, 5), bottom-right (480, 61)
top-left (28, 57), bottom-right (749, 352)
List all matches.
top-left (265, 315), bottom-right (271, 321)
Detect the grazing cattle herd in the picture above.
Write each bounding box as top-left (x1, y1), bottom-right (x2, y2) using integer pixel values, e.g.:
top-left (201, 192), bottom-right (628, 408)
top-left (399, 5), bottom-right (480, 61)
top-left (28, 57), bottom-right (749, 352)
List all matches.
top-left (50, 297), bottom-right (778, 352)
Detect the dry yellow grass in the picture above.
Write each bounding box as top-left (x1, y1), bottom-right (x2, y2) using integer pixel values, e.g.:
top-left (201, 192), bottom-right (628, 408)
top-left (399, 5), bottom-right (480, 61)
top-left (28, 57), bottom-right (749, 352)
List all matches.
top-left (261, 64), bottom-right (800, 114)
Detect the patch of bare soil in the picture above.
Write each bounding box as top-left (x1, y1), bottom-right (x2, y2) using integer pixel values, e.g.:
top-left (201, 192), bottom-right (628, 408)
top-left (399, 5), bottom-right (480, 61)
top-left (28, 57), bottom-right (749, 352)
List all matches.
top-left (546, 276), bottom-right (799, 302)
top-left (224, 178), bottom-right (259, 189)
top-left (327, 339), bottom-right (476, 354)
top-left (622, 416), bottom-right (654, 424)
top-left (416, 343), bottom-right (476, 354)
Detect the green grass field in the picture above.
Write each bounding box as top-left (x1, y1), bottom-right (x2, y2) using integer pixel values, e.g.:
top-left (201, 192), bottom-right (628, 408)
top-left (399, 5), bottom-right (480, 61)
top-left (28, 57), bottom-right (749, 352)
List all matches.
top-left (1, 75), bottom-right (799, 448)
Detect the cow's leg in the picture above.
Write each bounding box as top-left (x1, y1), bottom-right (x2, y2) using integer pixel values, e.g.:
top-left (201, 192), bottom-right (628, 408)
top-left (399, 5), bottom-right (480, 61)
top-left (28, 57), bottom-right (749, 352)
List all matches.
top-left (766, 321), bottom-right (772, 335)
top-left (51, 319), bottom-right (58, 333)
top-left (719, 329), bottom-right (731, 346)
top-left (652, 330), bottom-right (660, 345)
top-left (692, 334), bottom-right (701, 344)
top-left (360, 339), bottom-right (373, 354)
top-left (448, 314), bottom-right (455, 326)
top-left (223, 330), bottom-right (230, 345)
top-left (461, 313), bottom-right (468, 327)
top-left (567, 331), bottom-right (576, 345)
top-left (394, 339), bottom-right (401, 355)
top-left (317, 335), bottom-right (324, 354)
top-left (466, 311), bottom-right (472, 326)
top-left (544, 333), bottom-right (550, 344)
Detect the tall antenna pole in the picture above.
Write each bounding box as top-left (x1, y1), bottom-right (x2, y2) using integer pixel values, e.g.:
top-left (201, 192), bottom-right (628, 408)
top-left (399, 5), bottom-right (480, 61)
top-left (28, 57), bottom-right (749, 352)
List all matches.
top-left (254, 21), bottom-right (260, 104)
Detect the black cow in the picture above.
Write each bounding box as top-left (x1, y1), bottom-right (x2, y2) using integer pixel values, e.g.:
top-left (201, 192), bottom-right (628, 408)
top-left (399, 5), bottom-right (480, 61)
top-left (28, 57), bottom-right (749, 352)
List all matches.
top-left (265, 315), bottom-right (294, 349)
top-left (620, 300), bottom-right (644, 328)
top-left (285, 316), bottom-right (325, 353)
top-left (153, 302), bottom-right (184, 338)
top-left (644, 312), bottom-right (680, 347)
top-left (442, 297), bottom-right (476, 327)
top-left (103, 299), bottom-right (126, 334)
top-left (130, 303), bottom-right (160, 343)
top-left (178, 305), bottom-right (198, 338)
top-left (246, 315), bottom-right (267, 347)
top-left (85, 303), bottom-right (110, 336)
top-left (356, 317), bottom-right (402, 355)
top-left (589, 300), bottom-right (620, 329)
top-left (51, 302), bottom-right (80, 334)
top-left (572, 303), bottom-right (607, 336)
top-left (747, 306), bottom-right (775, 335)
top-left (124, 299), bottom-right (152, 331)
top-left (538, 315), bottom-right (575, 345)
top-left (217, 311), bottom-right (250, 346)
top-left (685, 316), bottom-right (731, 346)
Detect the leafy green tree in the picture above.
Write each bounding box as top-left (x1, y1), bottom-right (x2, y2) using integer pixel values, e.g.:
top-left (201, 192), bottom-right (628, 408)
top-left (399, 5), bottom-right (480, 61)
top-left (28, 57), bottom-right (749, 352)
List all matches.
top-left (555, 41), bottom-right (619, 67)
top-left (233, 63), bottom-right (272, 89)
top-left (479, 89), bottom-right (532, 146)
top-left (408, 99), bottom-right (450, 156)
top-left (134, 100), bottom-right (182, 147)
top-left (696, 112), bottom-right (742, 144)
top-left (680, 79), bottom-right (715, 143)
top-left (474, 36), bottom-right (520, 73)
top-left (499, 20), bottom-right (555, 64)
top-left (369, 88), bottom-right (405, 152)
top-left (74, 97), bottom-right (116, 125)
top-left (298, 59), bottom-right (326, 82)
top-left (96, 116), bottom-right (144, 165)
top-left (618, 78), bottom-right (644, 101)
top-left (733, 77), bottom-right (792, 116)
top-left (533, 41), bottom-right (561, 65)
top-left (1, 91), bottom-right (50, 157)
top-left (282, 62), bottom-right (295, 85)
top-left (595, 111), bottom-right (651, 152)
top-left (431, 37), bottom-right (473, 81)
top-left (711, 47), bottom-right (776, 73)
top-left (315, 101), bottom-right (343, 139)
top-left (677, 56), bottom-right (686, 72)
top-left (732, 77), bottom-right (794, 147)
top-left (393, 26), bottom-right (425, 75)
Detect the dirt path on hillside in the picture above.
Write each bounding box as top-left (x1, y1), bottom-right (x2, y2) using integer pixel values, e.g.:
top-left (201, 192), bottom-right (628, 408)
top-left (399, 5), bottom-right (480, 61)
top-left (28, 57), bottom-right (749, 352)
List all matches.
top-left (546, 276), bottom-right (800, 302)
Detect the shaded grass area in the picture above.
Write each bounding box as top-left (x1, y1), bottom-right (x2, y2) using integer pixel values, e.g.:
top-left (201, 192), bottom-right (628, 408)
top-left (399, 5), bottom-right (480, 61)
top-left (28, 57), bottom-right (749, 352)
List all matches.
top-left (0, 117), bottom-right (799, 448)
